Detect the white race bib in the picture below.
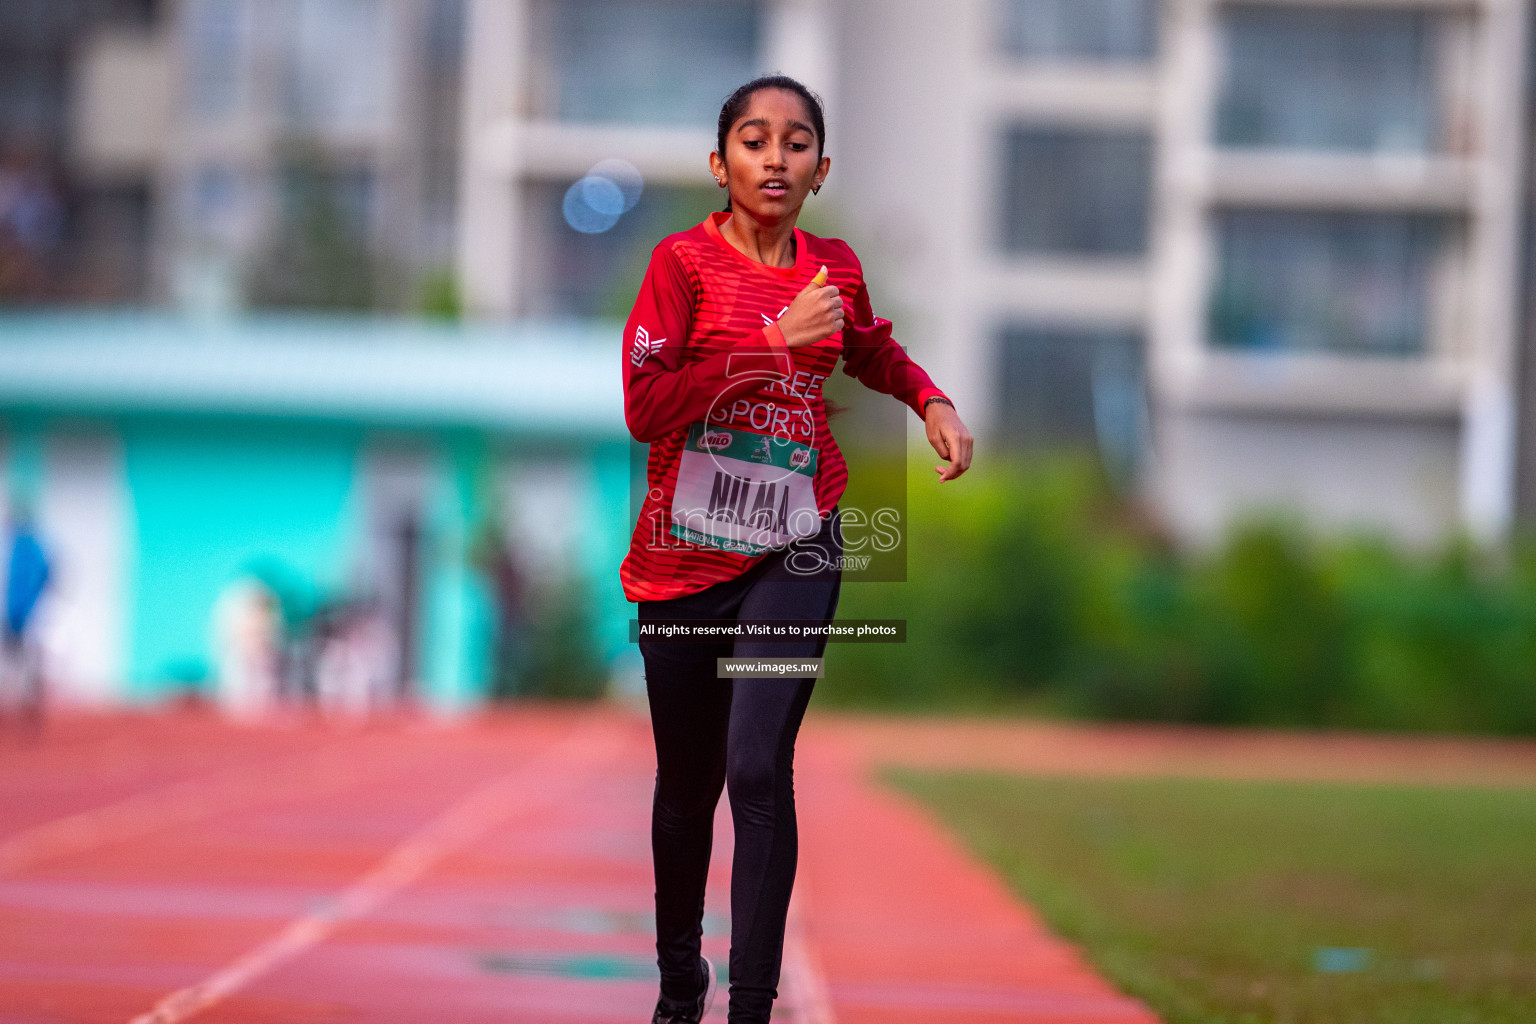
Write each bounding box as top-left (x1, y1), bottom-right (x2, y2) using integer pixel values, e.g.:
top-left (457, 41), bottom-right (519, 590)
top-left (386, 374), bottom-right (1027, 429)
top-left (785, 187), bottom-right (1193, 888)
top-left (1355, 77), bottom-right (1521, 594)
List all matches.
top-left (670, 422), bottom-right (822, 555)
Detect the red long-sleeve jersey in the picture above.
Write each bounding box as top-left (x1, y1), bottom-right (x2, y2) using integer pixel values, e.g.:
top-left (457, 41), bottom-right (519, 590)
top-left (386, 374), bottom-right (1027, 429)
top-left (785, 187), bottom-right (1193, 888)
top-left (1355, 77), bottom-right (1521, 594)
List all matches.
top-left (620, 210), bottom-right (947, 603)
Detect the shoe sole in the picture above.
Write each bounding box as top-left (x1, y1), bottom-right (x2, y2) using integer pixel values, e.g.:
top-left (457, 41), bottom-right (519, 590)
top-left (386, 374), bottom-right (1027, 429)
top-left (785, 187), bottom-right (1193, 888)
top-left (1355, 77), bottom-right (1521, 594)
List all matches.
top-left (699, 955), bottom-right (717, 1018)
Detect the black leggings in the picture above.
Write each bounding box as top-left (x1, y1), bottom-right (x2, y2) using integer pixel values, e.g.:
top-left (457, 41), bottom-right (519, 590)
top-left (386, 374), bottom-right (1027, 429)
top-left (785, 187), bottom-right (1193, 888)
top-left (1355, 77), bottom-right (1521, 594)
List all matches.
top-left (638, 509), bottom-right (843, 1024)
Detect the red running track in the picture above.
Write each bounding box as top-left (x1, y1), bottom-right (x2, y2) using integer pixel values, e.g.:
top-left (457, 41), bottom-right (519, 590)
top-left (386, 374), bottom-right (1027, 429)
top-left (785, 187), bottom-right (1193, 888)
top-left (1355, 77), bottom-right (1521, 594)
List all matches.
top-left (0, 706), bottom-right (1157, 1024)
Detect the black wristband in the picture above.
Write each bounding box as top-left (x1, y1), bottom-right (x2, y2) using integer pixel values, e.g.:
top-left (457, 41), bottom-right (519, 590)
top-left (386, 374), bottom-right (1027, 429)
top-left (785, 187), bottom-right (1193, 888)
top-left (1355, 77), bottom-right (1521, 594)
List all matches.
top-left (922, 395), bottom-right (954, 413)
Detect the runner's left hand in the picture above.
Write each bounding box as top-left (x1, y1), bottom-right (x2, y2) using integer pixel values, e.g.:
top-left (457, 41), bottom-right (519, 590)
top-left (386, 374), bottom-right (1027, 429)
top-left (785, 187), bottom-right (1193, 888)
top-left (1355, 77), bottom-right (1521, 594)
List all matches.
top-left (925, 404), bottom-right (973, 481)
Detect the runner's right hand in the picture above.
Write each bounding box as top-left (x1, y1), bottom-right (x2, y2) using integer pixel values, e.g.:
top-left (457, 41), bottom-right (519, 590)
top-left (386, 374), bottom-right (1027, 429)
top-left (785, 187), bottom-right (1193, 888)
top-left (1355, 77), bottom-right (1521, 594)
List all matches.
top-left (776, 266), bottom-right (843, 348)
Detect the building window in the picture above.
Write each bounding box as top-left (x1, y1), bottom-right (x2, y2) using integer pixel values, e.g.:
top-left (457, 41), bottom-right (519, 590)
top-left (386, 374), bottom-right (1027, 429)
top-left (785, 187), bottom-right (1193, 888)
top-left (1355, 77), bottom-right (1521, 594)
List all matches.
top-left (186, 0), bottom-right (247, 120)
top-left (74, 183), bottom-right (154, 303)
top-left (111, 0), bottom-right (162, 27)
top-left (189, 165), bottom-right (245, 244)
top-left (244, 160), bottom-right (382, 310)
top-left (1215, 6), bottom-right (1443, 153)
top-left (999, 0), bottom-right (1156, 62)
top-left (1209, 210), bottom-right (1452, 356)
top-left (998, 326), bottom-right (1147, 473)
top-left (0, 54), bottom-right (64, 145)
top-left (530, 0), bottom-right (760, 126)
top-left (524, 182), bottom-right (718, 318)
top-left (275, 161), bottom-right (376, 240)
top-left (284, 0), bottom-right (388, 135)
top-left (1002, 127), bottom-right (1151, 256)
top-left (0, 0), bottom-right (82, 147)
top-left (0, 1), bottom-right (54, 44)
top-left (425, 0), bottom-right (466, 69)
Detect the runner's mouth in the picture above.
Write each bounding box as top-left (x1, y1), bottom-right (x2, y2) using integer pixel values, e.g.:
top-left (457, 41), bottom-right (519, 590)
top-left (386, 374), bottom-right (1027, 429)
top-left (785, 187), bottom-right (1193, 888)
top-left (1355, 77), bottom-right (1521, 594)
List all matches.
top-left (761, 180), bottom-right (789, 197)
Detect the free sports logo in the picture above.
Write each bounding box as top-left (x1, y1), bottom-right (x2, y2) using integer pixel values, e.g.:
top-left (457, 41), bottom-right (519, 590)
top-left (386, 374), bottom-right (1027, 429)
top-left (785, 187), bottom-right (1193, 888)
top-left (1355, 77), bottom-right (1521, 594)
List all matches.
top-left (630, 325), bottom-right (665, 367)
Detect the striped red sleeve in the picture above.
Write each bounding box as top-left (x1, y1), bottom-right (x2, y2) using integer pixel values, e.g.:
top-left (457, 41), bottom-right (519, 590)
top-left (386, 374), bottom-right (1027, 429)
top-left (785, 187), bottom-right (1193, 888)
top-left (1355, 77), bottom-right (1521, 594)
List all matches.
top-left (840, 279), bottom-right (949, 419)
top-left (622, 243), bottom-right (794, 443)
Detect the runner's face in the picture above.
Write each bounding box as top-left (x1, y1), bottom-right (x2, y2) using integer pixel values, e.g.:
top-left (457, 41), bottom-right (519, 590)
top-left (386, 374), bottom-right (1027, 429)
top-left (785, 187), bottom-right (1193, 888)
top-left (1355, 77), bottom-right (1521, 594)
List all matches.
top-left (714, 89), bottom-right (828, 221)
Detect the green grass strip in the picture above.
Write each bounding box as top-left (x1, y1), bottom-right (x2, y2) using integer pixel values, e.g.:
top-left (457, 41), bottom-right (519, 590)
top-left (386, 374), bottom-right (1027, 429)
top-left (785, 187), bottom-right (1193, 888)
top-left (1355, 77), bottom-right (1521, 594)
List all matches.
top-left (887, 769), bottom-right (1536, 1024)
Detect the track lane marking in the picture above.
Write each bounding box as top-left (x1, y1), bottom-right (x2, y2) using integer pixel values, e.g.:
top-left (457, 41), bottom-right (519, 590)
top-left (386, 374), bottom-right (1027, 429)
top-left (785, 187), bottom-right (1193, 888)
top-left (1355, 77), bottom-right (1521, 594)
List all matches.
top-left (781, 890), bottom-right (838, 1024)
top-left (0, 731), bottom-right (432, 876)
top-left (126, 719), bottom-right (626, 1024)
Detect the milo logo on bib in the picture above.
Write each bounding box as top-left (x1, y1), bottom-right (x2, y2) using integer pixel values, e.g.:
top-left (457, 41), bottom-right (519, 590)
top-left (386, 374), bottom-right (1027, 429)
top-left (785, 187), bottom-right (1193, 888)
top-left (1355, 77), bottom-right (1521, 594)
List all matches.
top-left (671, 422), bottom-right (821, 555)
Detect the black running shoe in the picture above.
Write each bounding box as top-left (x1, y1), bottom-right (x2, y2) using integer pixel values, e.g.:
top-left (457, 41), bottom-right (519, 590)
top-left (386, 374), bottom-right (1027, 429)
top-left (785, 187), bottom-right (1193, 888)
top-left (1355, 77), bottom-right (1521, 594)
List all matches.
top-left (650, 955), bottom-right (716, 1023)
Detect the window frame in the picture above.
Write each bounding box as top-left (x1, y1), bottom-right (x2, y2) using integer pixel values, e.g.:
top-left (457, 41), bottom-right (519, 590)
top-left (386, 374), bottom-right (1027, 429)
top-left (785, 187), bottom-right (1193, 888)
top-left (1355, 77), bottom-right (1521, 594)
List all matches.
top-left (998, 122), bottom-right (1155, 258)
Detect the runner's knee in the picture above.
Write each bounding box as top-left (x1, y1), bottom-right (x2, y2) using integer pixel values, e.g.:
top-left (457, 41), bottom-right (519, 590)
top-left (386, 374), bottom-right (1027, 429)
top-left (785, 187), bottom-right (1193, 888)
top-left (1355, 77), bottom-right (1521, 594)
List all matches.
top-left (654, 764), bottom-right (725, 823)
top-left (725, 745), bottom-right (789, 822)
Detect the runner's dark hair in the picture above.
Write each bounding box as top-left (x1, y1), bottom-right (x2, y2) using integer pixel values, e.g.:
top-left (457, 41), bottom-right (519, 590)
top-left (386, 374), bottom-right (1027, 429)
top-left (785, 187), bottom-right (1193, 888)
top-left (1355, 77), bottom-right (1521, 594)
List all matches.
top-left (716, 75), bottom-right (826, 212)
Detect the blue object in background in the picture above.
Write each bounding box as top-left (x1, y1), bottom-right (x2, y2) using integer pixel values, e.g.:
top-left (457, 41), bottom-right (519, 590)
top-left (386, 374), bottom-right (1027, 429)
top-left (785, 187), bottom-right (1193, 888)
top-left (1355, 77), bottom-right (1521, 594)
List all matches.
top-left (5, 527), bottom-right (50, 637)
top-left (1313, 947), bottom-right (1373, 973)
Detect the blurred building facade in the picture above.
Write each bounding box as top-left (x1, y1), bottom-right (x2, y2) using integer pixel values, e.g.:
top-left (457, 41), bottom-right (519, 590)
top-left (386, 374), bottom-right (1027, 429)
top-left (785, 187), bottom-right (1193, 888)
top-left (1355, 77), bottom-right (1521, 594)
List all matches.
top-left (1516, 0), bottom-right (1536, 526)
top-left (30, 0), bottom-right (1536, 546)
top-left (453, 0), bottom-right (1533, 546)
top-left (5, 0), bottom-right (1536, 706)
top-left (6, 0), bottom-right (467, 311)
top-left (823, 0), bottom-right (1529, 545)
top-left (456, 0), bottom-right (831, 320)
top-left (0, 0), bottom-right (162, 304)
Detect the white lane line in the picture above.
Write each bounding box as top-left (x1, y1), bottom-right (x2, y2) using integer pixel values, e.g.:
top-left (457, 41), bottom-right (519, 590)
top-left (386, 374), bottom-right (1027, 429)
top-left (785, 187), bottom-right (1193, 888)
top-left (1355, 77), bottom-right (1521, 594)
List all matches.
top-left (780, 889), bottom-right (838, 1024)
top-left (0, 733), bottom-right (413, 876)
top-left (127, 720), bottom-right (626, 1024)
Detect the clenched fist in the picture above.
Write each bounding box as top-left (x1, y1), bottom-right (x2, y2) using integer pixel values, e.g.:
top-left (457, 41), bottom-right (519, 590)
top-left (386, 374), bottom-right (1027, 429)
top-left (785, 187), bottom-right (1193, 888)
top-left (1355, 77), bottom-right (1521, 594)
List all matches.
top-left (776, 265), bottom-right (844, 348)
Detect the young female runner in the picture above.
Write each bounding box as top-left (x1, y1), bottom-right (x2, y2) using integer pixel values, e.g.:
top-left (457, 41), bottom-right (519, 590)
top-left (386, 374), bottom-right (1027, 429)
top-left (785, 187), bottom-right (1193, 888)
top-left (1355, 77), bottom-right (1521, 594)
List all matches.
top-left (621, 75), bottom-right (973, 1024)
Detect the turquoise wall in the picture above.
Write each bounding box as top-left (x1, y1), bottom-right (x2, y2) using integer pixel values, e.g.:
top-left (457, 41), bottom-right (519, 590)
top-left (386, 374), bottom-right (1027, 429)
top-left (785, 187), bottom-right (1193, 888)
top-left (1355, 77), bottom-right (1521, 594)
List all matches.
top-left (420, 434), bottom-right (495, 709)
top-left (8, 411), bottom-right (619, 707)
top-left (3, 420), bottom-right (46, 501)
top-left (120, 421), bottom-right (502, 708)
top-left (122, 423), bottom-right (362, 699)
top-left (585, 440), bottom-right (636, 663)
